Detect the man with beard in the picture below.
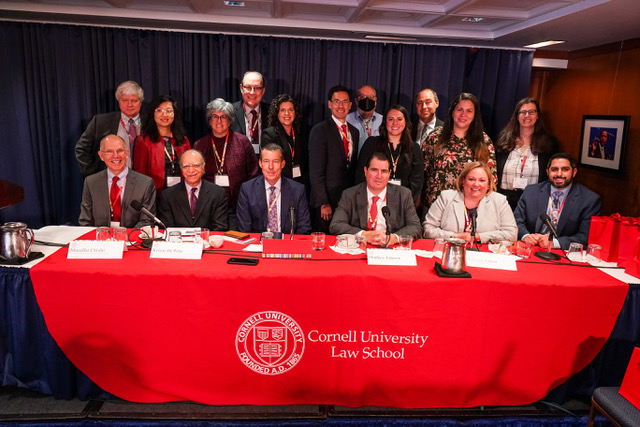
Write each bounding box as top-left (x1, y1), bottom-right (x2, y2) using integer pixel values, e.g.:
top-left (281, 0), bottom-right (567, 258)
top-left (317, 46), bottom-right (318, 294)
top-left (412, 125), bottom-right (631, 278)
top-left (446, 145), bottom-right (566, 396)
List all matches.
top-left (346, 85), bottom-right (383, 154)
top-left (514, 153), bottom-right (601, 250)
top-left (412, 88), bottom-right (443, 146)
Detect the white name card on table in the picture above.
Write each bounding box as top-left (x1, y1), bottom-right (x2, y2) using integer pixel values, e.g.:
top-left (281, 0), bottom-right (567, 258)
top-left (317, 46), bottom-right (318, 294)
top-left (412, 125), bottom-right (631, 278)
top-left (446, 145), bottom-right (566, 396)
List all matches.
top-left (150, 241), bottom-right (203, 260)
top-left (466, 251), bottom-right (518, 271)
top-left (67, 240), bottom-right (124, 259)
top-left (367, 249), bottom-right (417, 266)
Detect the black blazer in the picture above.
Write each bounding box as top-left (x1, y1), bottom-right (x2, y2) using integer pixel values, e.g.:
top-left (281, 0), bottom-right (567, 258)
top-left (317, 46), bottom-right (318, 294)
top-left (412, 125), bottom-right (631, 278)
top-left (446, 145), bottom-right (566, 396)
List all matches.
top-left (411, 118), bottom-right (444, 143)
top-left (261, 123), bottom-right (309, 188)
top-left (230, 101), bottom-right (270, 143)
top-left (308, 118), bottom-right (359, 209)
top-left (75, 111), bottom-right (121, 177)
top-left (158, 180), bottom-right (228, 231)
top-left (496, 136), bottom-right (559, 190)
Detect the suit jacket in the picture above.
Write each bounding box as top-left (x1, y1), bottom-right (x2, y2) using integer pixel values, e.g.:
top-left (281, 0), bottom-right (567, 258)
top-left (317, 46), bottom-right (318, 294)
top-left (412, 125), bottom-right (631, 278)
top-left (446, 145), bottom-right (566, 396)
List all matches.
top-left (411, 118), bottom-right (443, 143)
top-left (423, 190), bottom-right (517, 243)
top-left (75, 111), bottom-right (121, 177)
top-left (261, 124), bottom-right (309, 187)
top-left (157, 180), bottom-right (228, 231)
top-left (329, 183), bottom-right (421, 239)
top-left (308, 118), bottom-right (359, 209)
top-left (514, 181), bottom-right (601, 249)
top-left (133, 134), bottom-right (191, 195)
top-left (78, 169), bottom-right (156, 228)
top-left (236, 176), bottom-right (311, 234)
top-left (230, 101), bottom-right (270, 144)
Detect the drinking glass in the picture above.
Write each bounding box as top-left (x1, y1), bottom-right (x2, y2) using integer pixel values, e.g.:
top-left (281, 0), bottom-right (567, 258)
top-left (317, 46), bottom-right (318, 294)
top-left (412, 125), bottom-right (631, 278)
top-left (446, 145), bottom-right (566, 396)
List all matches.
top-left (113, 227), bottom-right (127, 242)
top-left (567, 242), bottom-right (584, 262)
top-left (96, 227), bottom-right (111, 241)
top-left (311, 232), bottom-right (325, 251)
top-left (398, 235), bottom-right (413, 250)
top-left (516, 241), bottom-right (532, 259)
top-left (586, 244), bottom-right (601, 263)
top-left (432, 238), bottom-right (445, 254)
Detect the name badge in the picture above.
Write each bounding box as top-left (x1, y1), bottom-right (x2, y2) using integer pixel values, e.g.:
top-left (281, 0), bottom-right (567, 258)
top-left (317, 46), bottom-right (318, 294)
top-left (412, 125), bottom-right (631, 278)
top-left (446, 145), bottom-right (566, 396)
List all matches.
top-left (389, 179), bottom-right (402, 186)
top-left (512, 177), bottom-right (528, 189)
top-left (292, 165), bottom-right (301, 178)
top-left (166, 176), bottom-right (181, 187)
top-left (150, 241), bottom-right (203, 259)
top-left (252, 143), bottom-right (260, 154)
top-left (215, 174), bottom-right (230, 187)
top-left (67, 240), bottom-right (125, 259)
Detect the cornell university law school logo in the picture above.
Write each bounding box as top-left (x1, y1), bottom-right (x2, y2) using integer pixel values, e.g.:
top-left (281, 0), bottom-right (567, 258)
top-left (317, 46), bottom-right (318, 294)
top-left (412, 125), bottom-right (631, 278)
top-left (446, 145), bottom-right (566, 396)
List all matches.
top-left (235, 311), bottom-right (305, 375)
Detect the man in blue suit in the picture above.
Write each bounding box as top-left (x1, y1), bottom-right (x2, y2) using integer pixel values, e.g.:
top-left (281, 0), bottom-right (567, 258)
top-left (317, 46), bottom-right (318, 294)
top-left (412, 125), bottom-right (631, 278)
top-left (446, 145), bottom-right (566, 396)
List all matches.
top-left (514, 153), bottom-right (601, 250)
top-left (236, 144), bottom-right (311, 234)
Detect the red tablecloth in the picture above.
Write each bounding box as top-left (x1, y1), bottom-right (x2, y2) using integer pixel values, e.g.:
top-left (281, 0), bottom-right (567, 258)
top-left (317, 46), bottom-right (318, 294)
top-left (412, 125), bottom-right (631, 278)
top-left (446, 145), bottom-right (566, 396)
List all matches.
top-left (30, 234), bottom-right (628, 408)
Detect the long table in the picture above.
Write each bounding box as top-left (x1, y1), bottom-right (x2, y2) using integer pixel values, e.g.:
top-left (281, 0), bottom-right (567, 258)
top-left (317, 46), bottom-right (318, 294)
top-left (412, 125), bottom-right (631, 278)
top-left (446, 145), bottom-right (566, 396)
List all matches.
top-left (24, 230), bottom-right (630, 408)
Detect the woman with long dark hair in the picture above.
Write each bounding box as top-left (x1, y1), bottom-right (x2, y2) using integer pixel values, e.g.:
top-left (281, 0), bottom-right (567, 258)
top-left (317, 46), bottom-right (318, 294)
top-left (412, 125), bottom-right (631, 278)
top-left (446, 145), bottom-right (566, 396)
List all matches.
top-left (356, 105), bottom-right (423, 202)
top-left (496, 97), bottom-right (558, 210)
top-left (134, 95), bottom-right (190, 196)
top-left (421, 92), bottom-right (496, 210)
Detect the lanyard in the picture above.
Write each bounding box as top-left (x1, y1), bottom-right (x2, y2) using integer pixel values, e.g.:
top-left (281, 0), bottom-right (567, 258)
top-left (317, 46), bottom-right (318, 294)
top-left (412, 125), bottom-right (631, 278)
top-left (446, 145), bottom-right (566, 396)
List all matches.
top-left (163, 137), bottom-right (177, 174)
top-left (289, 128), bottom-right (296, 160)
top-left (518, 146), bottom-right (529, 178)
top-left (367, 193), bottom-right (387, 230)
top-left (119, 116), bottom-right (139, 131)
top-left (108, 175), bottom-right (125, 218)
top-left (210, 133), bottom-right (229, 175)
top-left (548, 195), bottom-right (566, 225)
top-left (363, 118), bottom-right (373, 137)
top-left (243, 104), bottom-right (260, 139)
top-left (387, 142), bottom-right (400, 178)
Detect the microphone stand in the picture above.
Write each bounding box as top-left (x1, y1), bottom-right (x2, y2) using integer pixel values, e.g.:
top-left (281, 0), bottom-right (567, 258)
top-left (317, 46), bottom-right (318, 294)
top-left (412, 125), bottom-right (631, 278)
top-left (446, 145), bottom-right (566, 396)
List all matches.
top-left (289, 205), bottom-right (296, 240)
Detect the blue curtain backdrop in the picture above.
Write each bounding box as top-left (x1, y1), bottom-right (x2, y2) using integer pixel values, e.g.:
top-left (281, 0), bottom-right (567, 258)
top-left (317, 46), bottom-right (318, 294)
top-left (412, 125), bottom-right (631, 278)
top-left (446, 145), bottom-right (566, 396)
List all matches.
top-left (0, 22), bottom-right (533, 228)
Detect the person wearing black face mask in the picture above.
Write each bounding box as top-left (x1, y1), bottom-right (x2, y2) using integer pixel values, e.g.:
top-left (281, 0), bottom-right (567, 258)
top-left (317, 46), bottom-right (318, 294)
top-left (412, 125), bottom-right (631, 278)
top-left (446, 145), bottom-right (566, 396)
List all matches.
top-left (347, 85), bottom-right (383, 155)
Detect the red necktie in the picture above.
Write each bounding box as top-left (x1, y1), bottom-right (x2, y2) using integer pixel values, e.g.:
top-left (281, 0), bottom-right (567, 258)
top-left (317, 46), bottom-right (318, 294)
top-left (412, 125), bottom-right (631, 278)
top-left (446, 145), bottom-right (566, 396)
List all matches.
top-left (341, 124), bottom-right (349, 159)
top-left (110, 176), bottom-right (121, 222)
top-left (190, 187), bottom-right (197, 217)
top-left (367, 196), bottom-right (379, 231)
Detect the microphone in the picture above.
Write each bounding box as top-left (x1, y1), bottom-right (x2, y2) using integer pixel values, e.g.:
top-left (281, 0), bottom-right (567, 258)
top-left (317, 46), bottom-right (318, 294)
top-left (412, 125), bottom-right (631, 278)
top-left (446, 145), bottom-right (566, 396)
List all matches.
top-left (381, 206), bottom-right (392, 235)
top-left (535, 213), bottom-right (562, 261)
top-left (131, 200), bottom-right (167, 230)
top-left (289, 203), bottom-right (296, 240)
top-left (468, 208), bottom-right (479, 251)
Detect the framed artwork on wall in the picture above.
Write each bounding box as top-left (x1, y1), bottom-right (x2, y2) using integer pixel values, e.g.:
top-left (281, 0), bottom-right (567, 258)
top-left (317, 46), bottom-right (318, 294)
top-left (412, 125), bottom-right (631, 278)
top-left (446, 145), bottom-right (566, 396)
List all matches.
top-left (579, 115), bottom-right (630, 173)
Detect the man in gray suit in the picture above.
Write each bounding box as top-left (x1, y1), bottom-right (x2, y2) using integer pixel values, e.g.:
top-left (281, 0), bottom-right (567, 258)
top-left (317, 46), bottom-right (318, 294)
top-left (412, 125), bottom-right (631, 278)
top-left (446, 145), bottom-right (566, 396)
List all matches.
top-left (330, 152), bottom-right (421, 247)
top-left (79, 135), bottom-right (156, 228)
top-left (412, 88), bottom-right (443, 145)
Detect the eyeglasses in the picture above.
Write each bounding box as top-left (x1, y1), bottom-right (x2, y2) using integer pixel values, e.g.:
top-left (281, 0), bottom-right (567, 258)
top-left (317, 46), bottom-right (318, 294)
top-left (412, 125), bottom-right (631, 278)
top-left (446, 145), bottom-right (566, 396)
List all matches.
top-left (180, 163), bottom-right (203, 169)
top-left (210, 114), bottom-right (229, 122)
top-left (101, 149), bottom-right (126, 156)
top-left (518, 109), bottom-right (537, 116)
top-left (154, 109), bottom-right (174, 115)
top-left (242, 85), bottom-right (264, 93)
top-left (331, 99), bottom-right (351, 106)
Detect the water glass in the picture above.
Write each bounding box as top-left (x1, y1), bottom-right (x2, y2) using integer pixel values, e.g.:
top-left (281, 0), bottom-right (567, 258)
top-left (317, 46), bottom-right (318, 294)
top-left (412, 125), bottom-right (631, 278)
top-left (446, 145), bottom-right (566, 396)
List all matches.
top-left (311, 232), bottom-right (325, 251)
top-left (398, 235), bottom-right (413, 250)
top-left (567, 242), bottom-right (584, 262)
top-left (200, 228), bottom-right (210, 242)
top-left (113, 227), bottom-right (127, 242)
top-left (586, 244), bottom-right (602, 263)
top-left (499, 240), bottom-right (513, 255)
top-left (516, 241), bottom-right (532, 259)
top-left (432, 238), bottom-right (445, 254)
top-left (355, 235), bottom-right (367, 252)
top-left (96, 227), bottom-right (111, 241)
top-left (261, 231), bottom-right (274, 242)
top-left (167, 231), bottom-right (182, 242)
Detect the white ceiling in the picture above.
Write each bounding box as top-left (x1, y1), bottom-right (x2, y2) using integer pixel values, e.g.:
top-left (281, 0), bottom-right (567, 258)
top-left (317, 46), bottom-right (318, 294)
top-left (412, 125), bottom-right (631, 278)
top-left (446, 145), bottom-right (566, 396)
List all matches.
top-left (2, 0), bottom-right (640, 52)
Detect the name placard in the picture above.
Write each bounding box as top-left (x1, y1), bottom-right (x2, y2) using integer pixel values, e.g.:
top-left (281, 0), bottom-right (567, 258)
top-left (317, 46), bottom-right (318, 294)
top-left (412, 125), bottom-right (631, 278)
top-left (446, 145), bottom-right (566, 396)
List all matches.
top-left (367, 249), bottom-right (417, 266)
top-left (466, 251), bottom-right (518, 271)
top-left (150, 241), bottom-right (203, 260)
top-left (67, 240), bottom-right (124, 259)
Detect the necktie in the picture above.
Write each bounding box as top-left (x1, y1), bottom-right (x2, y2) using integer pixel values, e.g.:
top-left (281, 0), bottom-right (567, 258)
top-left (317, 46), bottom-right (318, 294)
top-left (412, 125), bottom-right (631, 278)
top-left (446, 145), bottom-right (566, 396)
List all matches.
top-left (110, 176), bottom-right (121, 223)
top-left (368, 196), bottom-right (379, 231)
top-left (190, 187), bottom-right (197, 217)
top-left (552, 191), bottom-right (562, 209)
top-left (268, 186), bottom-right (278, 232)
top-left (341, 124), bottom-right (349, 159)
top-left (250, 109), bottom-right (258, 144)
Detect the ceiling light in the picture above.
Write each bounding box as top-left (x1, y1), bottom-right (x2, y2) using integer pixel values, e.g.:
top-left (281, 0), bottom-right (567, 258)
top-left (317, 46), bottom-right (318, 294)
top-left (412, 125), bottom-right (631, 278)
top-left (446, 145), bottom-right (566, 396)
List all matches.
top-left (364, 35), bottom-right (417, 41)
top-left (224, 1), bottom-right (245, 6)
top-left (524, 40), bottom-right (566, 49)
top-left (462, 17), bottom-right (484, 22)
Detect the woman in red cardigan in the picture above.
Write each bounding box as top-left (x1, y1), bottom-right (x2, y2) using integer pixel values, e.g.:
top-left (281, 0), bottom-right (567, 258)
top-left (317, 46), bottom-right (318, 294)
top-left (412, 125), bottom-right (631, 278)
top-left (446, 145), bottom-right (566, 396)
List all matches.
top-left (134, 95), bottom-right (190, 196)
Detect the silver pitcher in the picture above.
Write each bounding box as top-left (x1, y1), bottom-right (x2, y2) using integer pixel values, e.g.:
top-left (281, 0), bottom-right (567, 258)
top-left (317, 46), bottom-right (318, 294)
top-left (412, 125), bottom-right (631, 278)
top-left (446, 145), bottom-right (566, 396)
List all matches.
top-left (441, 238), bottom-right (467, 274)
top-left (0, 222), bottom-right (34, 261)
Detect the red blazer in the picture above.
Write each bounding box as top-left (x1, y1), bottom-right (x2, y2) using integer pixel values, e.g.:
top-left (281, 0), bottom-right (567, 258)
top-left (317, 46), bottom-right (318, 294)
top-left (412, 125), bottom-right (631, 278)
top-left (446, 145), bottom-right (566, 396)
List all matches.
top-left (134, 134), bottom-right (190, 195)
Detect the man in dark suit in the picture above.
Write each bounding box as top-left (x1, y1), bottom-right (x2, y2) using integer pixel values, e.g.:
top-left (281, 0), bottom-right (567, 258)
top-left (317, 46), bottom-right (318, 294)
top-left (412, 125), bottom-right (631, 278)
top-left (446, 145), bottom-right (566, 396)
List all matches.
top-left (330, 152), bottom-right (421, 247)
top-left (158, 149), bottom-right (228, 231)
top-left (236, 144), bottom-right (311, 234)
top-left (230, 71), bottom-right (269, 155)
top-left (309, 85), bottom-right (359, 233)
top-left (412, 88), bottom-right (443, 145)
top-left (75, 81), bottom-right (144, 177)
top-left (514, 153), bottom-right (601, 250)
top-left (79, 135), bottom-right (156, 228)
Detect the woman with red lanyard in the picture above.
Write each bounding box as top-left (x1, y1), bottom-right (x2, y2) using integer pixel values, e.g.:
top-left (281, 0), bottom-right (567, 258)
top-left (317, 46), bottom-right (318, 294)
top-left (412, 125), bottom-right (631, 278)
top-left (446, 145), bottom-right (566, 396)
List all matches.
top-left (134, 95), bottom-right (190, 196)
top-left (355, 105), bottom-right (423, 203)
top-left (261, 94), bottom-right (308, 188)
top-left (193, 98), bottom-right (258, 230)
top-left (496, 97), bottom-right (558, 210)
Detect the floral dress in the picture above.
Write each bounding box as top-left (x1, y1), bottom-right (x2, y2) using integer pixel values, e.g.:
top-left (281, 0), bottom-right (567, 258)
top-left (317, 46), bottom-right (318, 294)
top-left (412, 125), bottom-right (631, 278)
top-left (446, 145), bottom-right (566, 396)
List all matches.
top-left (421, 127), bottom-right (497, 208)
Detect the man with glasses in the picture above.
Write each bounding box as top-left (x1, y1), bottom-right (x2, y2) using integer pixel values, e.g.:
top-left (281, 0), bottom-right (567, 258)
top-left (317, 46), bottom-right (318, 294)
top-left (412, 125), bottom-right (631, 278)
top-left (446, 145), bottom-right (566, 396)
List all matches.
top-left (231, 71), bottom-right (269, 154)
top-left (76, 81), bottom-right (144, 177)
top-left (79, 135), bottom-right (156, 228)
top-left (158, 149), bottom-right (228, 230)
top-left (309, 85), bottom-right (360, 233)
top-left (346, 85), bottom-right (383, 154)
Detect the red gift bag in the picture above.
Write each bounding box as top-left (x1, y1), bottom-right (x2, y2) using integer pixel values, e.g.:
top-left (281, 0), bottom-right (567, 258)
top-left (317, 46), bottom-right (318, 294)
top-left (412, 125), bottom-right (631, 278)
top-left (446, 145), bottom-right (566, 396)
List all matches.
top-left (620, 347), bottom-right (640, 410)
top-left (623, 238), bottom-right (640, 279)
top-left (617, 220), bottom-right (640, 269)
top-left (589, 214), bottom-right (623, 262)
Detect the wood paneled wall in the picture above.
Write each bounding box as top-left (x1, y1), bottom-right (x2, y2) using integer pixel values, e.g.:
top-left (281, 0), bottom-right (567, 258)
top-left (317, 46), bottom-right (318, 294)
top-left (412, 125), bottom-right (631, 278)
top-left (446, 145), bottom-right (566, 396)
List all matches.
top-left (531, 40), bottom-right (640, 216)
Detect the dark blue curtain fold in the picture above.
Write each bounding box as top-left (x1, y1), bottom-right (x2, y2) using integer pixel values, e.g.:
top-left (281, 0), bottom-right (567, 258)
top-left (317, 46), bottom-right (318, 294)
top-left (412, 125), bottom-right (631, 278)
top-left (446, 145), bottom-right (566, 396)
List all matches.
top-left (0, 22), bottom-right (533, 228)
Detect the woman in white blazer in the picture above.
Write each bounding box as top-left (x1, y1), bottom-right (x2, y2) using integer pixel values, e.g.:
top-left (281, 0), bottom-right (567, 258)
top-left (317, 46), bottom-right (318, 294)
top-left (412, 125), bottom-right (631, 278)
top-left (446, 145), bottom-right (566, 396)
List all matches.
top-left (423, 161), bottom-right (517, 243)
